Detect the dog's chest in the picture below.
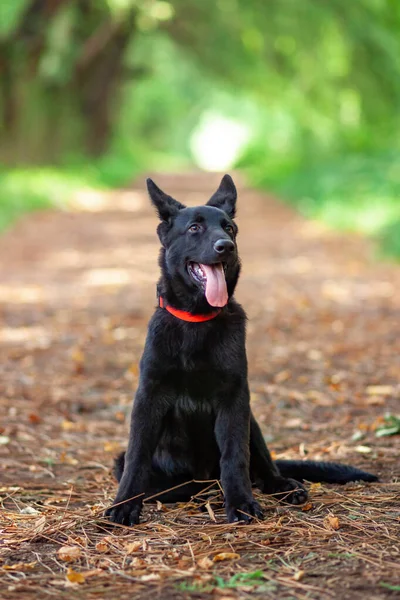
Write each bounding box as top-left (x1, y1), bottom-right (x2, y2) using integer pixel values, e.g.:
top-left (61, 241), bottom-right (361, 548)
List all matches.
top-left (174, 393), bottom-right (212, 415)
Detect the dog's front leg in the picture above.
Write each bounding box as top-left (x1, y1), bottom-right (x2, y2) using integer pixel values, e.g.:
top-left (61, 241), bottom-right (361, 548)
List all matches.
top-left (106, 383), bottom-right (170, 526)
top-left (215, 386), bottom-right (263, 523)
top-left (249, 413), bottom-right (308, 505)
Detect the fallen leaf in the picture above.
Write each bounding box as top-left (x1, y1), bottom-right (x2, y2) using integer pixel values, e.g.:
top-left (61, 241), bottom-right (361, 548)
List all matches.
top-left (166, 549), bottom-right (180, 560)
top-left (126, 363), bottom-right (139, 379)
top-left (125, 541), bottom-right (142, 554)
top-left (301, 502), bottom-right (313, 512)
top-left (306, 390), bottom-right (332, 406)
top-left (197, 556), bottom-right (213, 570)
top-left (213, 552), bottom-right (240, 562)
top-left (44, 496), bottom-right (67, 505)
top-left (130, 557), bottom-right (146, 568)
top-left (103, 441), bottom-right (121, 453)
top-left (355, 445), bottom-right (372, 454)
top-left (293, 570), bottom-right (305, 581)
top-left (366, 385), bottom-right (393, 396)
top-left (71, 348), bottom-right (85, 374)
top-left (58, 546), bottom-right (82, 562)
top-left (66, 568), bottom-right (85, 584)
top-left (95, 541), bottom-right (109, 553)
top-left (67, 536), bottom-right (87, 547)
top-left (20, 506), bottom-right (40, 515)
top-left (285, 418), bottom-right (303, 429)
top-left (28, 413), bottom-right (41, 424)
top-left (309, 482), bottom-right (321, 493)
top-left (61, 420), bottom-right (87, 432)
top-left (32, 515), bottom-right (46, 533)
top-left (324, 514), bottom-right (340, 530)
top-left (274, 370), bottom-right (291, 383)
top-left (365, 396), bottom-right (385, 406)
top-left (260, 539), bottom-right (271, 546)
top-left (59, 451), bottom-right (78, 465)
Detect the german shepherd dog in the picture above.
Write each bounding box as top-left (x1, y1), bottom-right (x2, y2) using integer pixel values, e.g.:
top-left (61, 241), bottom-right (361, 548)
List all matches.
top-left (106, 175), bottom-right (377, 526)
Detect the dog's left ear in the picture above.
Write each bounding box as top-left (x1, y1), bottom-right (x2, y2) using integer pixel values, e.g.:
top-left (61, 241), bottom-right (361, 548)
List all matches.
top-left (147, 178), bottom-right (186, 221)
top-left (206, 174), bottom-right (237, 219)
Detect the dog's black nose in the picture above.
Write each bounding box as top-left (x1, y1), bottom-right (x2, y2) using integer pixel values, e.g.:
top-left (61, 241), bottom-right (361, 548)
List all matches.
top-left (214, 239), bottom-right (235, 254)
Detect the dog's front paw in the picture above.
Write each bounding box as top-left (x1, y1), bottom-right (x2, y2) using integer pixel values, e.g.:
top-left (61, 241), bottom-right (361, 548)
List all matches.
top-left (226, 498), bottom-right (263, 523)
top-left (271, 477), bottom-right (308, 505)
top-left (105, 499), bottom-right (142, 526)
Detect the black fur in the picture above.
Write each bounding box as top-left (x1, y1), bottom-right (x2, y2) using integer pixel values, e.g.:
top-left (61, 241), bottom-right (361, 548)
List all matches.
top-left (105, 174), bottom-right (377, 526)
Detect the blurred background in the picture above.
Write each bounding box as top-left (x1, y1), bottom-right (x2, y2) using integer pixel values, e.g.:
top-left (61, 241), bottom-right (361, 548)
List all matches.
top-left (0, 0), bottom-right (399, 257)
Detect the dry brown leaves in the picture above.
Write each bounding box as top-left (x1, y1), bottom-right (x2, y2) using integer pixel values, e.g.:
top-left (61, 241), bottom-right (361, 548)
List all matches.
top-left (1, 480), bottom-right (400, 599)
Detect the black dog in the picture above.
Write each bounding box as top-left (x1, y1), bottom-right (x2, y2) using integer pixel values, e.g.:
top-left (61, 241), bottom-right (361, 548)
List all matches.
top-left (106, 174), bottom-right (377, 526)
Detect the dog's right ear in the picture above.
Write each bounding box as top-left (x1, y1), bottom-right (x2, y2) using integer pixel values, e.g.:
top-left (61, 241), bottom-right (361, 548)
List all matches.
top-left (146, 178), bottom-right (185, 221)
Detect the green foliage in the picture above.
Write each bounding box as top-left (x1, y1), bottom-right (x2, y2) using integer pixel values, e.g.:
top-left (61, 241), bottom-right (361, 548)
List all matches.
top-left (1, 0), bottom-right (400, 256)
top-left (375, 414), bottom-right (400, 438)
top-left (0, 168), bottom-right (82, 231)
top-left (178, 571), bottom-right (270, 593)
top-left (380, 583), bottom-right (400, 592)
top-left (214, 570), bottom-right (265, 588)
top-left (0, 150), bottom-right (144, 231)
top-left (0, 0), bottom-right (28, 38)
top-left (237, 144), bottom-right (400, 259)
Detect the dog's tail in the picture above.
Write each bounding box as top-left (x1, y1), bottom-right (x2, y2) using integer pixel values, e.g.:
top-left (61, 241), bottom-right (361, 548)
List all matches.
top-left (275, 460), bottom-right (378, 484)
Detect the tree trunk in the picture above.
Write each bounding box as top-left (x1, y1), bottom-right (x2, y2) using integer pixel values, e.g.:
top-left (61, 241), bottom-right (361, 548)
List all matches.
top-left (74, 13), bottom-right (136, 156)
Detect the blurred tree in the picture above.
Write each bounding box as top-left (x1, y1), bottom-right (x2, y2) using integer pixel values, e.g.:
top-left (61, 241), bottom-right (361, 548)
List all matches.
top-left (0, 0), bottom-right (399, 165)
top-left (0, 0), bottom-right (141, 161)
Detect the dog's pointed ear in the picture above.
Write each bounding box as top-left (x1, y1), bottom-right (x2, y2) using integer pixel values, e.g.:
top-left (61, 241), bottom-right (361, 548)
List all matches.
top-left (206, 174), bottom-right (237, 218)
top-left (146, 178), bottom-right (185, 221)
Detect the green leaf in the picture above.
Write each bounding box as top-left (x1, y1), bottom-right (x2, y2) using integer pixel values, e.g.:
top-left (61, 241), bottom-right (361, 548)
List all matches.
top-left (380, 583), bottom-right (400, 591)
top-left (375, 414), bottom-right (400, 437)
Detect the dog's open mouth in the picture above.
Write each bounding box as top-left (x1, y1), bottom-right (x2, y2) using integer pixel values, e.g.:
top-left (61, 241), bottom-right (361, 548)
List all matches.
top-left (187, 262), bottom-right (228, 308)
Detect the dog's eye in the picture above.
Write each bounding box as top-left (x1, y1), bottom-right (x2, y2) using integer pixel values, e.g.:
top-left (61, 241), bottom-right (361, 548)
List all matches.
top-left (188, 224), bottom-right (201, 233)
top-left (225, 225), bottom-right (234, 235)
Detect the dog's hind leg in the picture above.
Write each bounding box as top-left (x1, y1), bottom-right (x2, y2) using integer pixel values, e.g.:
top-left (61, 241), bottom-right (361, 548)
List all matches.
top-left (249, 413), bottom-right (308, 505)
top-left (113, 452), bottom-right (220, 506)
top-left (146, 474), bottom-right (220, 505)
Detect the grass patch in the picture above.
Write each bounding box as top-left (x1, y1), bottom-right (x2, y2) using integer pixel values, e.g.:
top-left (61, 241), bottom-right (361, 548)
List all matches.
top-left (0, 168), bottom-right (87, 231)
top-left (178, 571), bottom-right (275, 594)
top-left (380, 583), bottom-right (400, 591)
top-left (0, 149), bottom-right (146, 232)
top-left (237, 150), bottom-right (400, 260)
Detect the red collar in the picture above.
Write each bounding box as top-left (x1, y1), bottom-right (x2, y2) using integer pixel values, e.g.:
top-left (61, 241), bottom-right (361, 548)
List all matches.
top-left (159, 296), bottom-right (221, 322)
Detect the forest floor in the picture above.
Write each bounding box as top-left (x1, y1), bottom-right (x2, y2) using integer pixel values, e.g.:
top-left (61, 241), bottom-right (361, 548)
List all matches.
top-left (1, 172), bottom-right (399, 600)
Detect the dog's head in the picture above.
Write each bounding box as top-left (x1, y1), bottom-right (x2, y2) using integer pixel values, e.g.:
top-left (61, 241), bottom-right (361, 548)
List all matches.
top-left (147, 175), bottom-right (240, 308)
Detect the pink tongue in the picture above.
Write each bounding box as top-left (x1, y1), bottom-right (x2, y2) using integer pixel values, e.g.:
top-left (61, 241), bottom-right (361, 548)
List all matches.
top-left (200, 263), bottom-right (228, 307)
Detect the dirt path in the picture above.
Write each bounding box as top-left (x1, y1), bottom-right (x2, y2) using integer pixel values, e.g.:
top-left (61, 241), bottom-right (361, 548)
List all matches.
top-left (1, 172), bottom-right (399, 599)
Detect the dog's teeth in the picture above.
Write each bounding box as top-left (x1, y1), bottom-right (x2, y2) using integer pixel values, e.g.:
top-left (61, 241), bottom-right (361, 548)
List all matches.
top-left (194, 264), bottom-right (205, 279)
